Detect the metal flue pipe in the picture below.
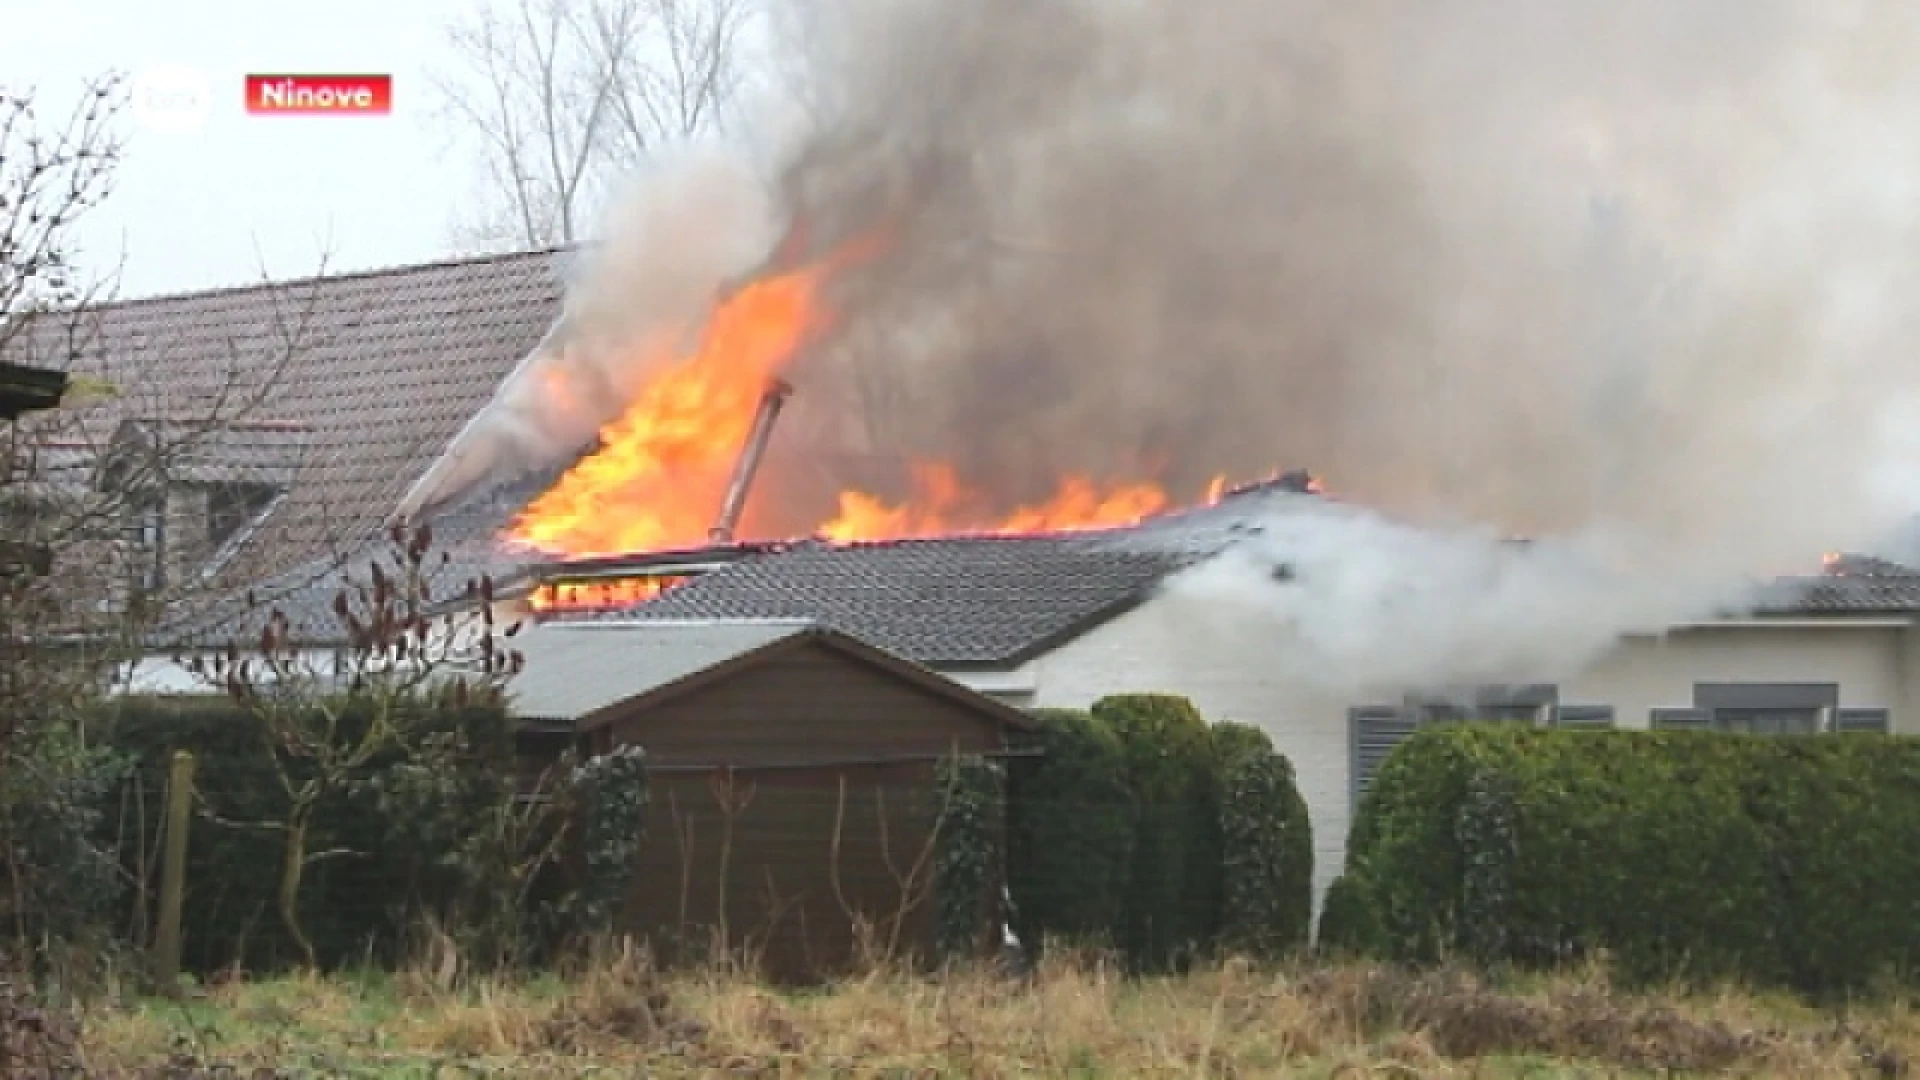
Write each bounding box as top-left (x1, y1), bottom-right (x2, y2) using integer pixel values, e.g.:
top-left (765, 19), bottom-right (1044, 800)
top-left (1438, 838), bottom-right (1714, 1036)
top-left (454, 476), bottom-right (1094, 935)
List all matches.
top-left (709, 378), bottom-right (794, 544)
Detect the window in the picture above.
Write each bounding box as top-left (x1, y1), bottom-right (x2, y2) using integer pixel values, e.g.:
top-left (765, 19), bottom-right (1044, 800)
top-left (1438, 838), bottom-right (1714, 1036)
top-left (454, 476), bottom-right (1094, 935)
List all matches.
top-left (1553, 705), bottom-right (1616, 728)
top-left (1712, 708), bottom-right (1821, 736)
top-left (1351, 684), bottom-right (1564, 810)
top-left (1837, 708), bottom-right (1891, 734)
top-left (208, 483), bottom-right (279, 548)
top-left (1692, 682), bottom-right (1837, 735)
top-left (1350, 706), bottom-right (1418, 810)
top-left (1407, 684), bottom-right (1558, 726)
top-left (124, 494), bottom-right (166, 593)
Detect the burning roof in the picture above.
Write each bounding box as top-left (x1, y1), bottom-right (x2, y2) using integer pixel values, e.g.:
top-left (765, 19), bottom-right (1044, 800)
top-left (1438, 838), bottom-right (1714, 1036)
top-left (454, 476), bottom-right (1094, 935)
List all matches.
top-left (492, 225), bottom-right (1277, 561)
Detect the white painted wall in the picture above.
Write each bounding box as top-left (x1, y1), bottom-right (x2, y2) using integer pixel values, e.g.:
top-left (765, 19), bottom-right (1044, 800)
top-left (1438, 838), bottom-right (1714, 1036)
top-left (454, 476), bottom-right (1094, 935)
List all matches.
top-left (989, 590), bottom-right (1920, 906)
top-left (1562, 622), bottom-right (1912, 729)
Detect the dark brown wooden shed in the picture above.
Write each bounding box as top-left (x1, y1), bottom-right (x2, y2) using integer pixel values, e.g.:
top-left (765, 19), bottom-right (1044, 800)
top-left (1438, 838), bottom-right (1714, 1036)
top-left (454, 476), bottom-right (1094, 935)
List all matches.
top-left (509, 618), bottom-right (1034, 983)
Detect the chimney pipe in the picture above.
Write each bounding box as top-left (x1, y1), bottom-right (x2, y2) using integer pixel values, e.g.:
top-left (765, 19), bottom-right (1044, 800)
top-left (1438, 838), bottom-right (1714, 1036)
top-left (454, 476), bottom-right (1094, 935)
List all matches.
top-left (709, 378), bottom-right (793, 544)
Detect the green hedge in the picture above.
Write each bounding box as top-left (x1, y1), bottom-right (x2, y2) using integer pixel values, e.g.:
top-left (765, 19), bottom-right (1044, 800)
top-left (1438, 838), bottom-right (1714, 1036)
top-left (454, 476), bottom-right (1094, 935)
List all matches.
top-left (1331, 725), bottom-right (1920, 991)
top-left (1212, 722), bottom-right (1313, 958)
top-left (1005, 709), bottom-right (1135, 952)
top-left (92, 694), bottom-right (524, 972)
top-left (1005, 697), bottom-right (1312, 973)
top-left (1092, 694), bottom-right (1222, 972)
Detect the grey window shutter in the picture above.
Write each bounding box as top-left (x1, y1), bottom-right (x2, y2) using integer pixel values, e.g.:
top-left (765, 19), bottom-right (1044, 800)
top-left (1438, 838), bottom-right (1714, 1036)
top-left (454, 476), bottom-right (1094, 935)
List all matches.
top-left (1554, 705), bottom-right (1615, 728)
top-left (1351, 706), bottom-right (1420, 811)
top-left (1836, 708), bottom-right (1891, 734)
top-left (1650, 707), bottom-right (1712, 730)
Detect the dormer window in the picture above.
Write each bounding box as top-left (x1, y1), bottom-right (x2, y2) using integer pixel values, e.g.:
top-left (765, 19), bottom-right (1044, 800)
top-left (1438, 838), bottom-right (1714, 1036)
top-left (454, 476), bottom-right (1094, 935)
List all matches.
top-left (102, 417), bottom-right (306, 588)
top-left (208, 482), bottom-right (280, 550)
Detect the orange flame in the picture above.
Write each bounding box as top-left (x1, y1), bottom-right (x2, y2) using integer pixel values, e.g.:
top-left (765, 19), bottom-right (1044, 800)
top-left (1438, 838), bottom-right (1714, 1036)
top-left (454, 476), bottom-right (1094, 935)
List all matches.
top-left (506, 253), bottom-right (845, 555)
top-left (508, 229), bottom-right (1282, 557)
top-left (528, 575), bottom-right (691, 613)
top-left (818, 464), bottom-right (1175, 543)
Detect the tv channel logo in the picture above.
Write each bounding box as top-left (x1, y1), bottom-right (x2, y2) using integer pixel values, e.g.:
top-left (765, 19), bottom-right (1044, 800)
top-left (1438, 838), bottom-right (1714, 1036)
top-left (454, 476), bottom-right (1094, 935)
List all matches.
top-left (130, 66), bottom-right (215, 136)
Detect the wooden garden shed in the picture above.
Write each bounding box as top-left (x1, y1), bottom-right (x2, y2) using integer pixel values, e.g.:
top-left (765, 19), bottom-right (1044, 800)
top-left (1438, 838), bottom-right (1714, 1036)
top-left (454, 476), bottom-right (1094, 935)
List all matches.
top-left (508, 618), bottom-right (1034, 982)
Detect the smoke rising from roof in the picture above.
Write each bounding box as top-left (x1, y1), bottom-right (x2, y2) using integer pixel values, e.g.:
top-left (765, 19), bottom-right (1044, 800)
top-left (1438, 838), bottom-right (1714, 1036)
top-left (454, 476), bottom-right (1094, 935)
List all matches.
top-left (425, 0), bottom-right (1920, 692)
top-left (768, 0), bottom-right (1920, 568)
top-left (735, 0), bottom-right (1920, 691)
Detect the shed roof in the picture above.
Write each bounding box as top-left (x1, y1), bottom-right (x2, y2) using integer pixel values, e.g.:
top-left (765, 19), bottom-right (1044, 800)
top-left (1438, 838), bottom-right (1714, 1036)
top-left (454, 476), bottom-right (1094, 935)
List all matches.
top-left (505, 617), bottom-right (1037, 732)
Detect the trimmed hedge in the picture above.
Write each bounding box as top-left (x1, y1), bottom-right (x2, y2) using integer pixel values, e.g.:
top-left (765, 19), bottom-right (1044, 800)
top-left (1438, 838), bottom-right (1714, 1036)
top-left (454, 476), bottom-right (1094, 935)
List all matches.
top-left (1331, 725), bottom-right (1920, 991)
top-left (1006, 697), bottom-right (1312, 973)
top-left (1005, 708), bottom-right (1136, 952)
top-left (1212, 722), bottom-right (1313, 957)
top-left (1093, 694), bottom-right (1222, 971)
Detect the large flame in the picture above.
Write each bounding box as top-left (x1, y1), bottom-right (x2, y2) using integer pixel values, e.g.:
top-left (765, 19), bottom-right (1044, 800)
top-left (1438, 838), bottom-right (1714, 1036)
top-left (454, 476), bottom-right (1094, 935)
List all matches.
top-left (508, 235), bottom-right (1231, 556)
top-left (506, 255), bottom-right (840, 555)
top-left (819, 464), bottom-right (1176, 543)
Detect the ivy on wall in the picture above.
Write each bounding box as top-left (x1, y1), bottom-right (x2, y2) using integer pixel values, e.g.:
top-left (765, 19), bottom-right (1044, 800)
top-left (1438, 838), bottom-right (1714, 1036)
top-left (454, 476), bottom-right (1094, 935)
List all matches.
top-left (566, 744), bottom-right (651, 937)
top-left (934, 754), bottom-right (1004, 963)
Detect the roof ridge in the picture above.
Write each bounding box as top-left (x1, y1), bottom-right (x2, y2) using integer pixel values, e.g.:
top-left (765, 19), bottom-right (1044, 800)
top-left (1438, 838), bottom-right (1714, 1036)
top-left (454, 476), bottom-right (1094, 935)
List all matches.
top-left (544, 616), bottom-right (818, 630)
top-left (822, 527), bottom-right (1137, 549)
top-left (78, 246), bottom-right (574, 313)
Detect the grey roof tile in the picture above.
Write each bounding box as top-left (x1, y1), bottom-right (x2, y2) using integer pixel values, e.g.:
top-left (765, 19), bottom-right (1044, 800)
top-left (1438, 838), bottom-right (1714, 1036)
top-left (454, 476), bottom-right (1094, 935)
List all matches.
top-left (590, 533), bottom-right (1199, 668)
top-left (1752, 558), bottom-right (1920, 615)
top-left (553, 474), bottom-right (1328, 668)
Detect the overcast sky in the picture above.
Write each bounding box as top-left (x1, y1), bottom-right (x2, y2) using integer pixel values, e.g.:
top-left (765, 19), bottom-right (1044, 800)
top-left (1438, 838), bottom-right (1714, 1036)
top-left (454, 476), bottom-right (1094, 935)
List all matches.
top-left (3, 0), bottom-right (490, 299)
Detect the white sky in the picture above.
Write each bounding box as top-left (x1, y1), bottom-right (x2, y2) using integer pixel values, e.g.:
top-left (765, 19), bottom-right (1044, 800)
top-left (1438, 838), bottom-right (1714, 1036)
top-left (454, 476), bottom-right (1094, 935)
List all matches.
top-left (3, 0), bottom-right (488, 299)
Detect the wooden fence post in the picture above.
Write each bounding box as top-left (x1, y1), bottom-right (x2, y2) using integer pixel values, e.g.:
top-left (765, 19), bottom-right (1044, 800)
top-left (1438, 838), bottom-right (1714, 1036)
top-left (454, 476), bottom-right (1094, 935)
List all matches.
top-left (154, 749), bottom-right (195, 987)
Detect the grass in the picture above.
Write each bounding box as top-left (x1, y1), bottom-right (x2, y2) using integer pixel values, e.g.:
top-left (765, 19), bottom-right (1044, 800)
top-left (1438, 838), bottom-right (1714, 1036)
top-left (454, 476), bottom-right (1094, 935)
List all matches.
top-left (67, 949), bottom-right (1920, 1078)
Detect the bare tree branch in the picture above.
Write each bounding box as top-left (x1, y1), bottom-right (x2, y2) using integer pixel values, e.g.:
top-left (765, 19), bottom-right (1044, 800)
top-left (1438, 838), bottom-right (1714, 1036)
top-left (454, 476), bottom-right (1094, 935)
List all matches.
top-left (436, 0), bottom-right (755, 251)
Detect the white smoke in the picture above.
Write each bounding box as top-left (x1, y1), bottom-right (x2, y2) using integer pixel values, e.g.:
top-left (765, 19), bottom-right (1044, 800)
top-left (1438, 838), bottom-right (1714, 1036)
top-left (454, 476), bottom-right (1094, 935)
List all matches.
top-left (1164, 496), bottom-right (1760, 702)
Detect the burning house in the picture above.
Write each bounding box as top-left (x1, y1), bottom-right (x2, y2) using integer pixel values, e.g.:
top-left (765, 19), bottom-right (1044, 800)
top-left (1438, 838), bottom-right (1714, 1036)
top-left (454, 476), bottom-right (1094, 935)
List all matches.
top-left (11, 246), bottom-right (1920, 921)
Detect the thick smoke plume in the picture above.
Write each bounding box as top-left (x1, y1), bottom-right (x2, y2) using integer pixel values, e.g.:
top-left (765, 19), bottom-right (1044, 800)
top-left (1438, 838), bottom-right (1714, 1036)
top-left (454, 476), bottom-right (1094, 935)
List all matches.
top-left (428, 0), bottom-right (1920, 692)
top-left (769, 0), bottom-right (1920, 690)
top-left (770, 0), bottom-right (1920, 560)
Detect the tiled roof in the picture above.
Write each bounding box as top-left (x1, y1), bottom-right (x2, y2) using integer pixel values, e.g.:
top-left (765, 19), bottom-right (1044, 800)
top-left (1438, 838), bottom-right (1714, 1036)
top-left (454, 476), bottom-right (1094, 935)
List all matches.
top-left (1752, 555), bottom-right (1920, 615)
top-left (599, 533), bottom-right (1203, 668)
top-left (109, 416), bottom-right (312, 488)
top-left (568, 487), bottom-right (1920, 668)
top-left (4, 248), bottom-right (569, 592)
top-left (574, 488), bottom-right (1333, 668)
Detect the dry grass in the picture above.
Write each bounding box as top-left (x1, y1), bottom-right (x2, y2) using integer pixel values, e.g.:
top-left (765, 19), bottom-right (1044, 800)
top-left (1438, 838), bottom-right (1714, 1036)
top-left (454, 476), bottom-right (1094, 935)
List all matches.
top-left (71, 948), bottom-right (1920, 1078)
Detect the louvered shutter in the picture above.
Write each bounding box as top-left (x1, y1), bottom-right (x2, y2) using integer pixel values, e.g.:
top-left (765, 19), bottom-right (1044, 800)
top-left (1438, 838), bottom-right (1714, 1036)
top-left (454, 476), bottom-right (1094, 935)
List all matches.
top-left (1554, 705), bottom-right (1615, 728)
top-left (1650, 707), bottom-right (1712, 730)
top-left (1836, 708), bottom-right (1891, 734)
top-left (1351, 706), bottom-right (1420, 811)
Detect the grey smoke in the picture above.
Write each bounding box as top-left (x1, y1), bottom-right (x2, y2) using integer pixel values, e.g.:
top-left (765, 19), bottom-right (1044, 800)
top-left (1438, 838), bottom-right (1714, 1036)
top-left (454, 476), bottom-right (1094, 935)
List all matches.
top-left (741, 0), bottom-right (1920, 693)
top-left (423, 0), bottom-right (1920, 689)
top-left (766, 0), bottom-right (1920, 565)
